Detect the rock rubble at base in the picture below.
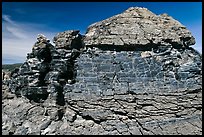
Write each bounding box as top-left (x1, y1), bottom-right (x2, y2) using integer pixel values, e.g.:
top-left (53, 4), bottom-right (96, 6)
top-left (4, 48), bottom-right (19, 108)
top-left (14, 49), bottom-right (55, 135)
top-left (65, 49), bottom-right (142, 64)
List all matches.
top-left (2, 7), bottom-right (202, 135)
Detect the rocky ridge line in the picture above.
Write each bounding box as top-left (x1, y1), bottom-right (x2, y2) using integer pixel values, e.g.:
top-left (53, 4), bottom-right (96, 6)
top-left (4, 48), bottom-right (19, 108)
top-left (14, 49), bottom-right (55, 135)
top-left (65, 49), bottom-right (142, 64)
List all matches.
top-left (84, 7), bottom-right (195, 48)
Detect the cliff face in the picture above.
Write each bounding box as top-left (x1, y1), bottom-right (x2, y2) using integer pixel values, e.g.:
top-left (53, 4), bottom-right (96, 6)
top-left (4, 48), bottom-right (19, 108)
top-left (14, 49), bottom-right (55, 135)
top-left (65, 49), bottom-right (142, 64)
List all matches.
top-left (2, 7), bottom-right (202, 135)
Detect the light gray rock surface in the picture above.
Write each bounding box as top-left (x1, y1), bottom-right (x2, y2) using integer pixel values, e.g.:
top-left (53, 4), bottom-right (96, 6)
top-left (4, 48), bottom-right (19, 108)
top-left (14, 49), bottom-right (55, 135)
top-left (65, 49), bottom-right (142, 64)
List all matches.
top-left (2, 84), bottom-right (202, 135)
top-left (53, 30), bottom-right (83, 49)
top-left (84, 7), bottom-right (195, 48)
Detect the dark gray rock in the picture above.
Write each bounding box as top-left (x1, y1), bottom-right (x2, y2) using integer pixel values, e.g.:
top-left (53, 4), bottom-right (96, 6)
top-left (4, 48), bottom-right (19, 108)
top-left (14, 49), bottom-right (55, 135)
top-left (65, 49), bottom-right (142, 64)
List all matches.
top-left (178, 62), bottom-right (201, 74)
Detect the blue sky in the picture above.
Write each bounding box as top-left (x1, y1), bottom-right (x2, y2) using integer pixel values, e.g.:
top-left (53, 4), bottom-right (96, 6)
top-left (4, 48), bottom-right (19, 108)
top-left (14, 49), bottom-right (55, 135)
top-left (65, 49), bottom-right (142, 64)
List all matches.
top-left (2, 2), bottom-right (202, 64)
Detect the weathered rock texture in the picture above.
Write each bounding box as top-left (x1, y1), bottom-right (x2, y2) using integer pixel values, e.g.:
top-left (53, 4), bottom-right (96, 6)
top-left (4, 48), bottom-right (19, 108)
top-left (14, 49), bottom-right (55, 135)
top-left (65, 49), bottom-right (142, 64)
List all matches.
top-left (84, 7), bottom-right (195, 48)
top-left (2, 7), bottom-right (202, 135)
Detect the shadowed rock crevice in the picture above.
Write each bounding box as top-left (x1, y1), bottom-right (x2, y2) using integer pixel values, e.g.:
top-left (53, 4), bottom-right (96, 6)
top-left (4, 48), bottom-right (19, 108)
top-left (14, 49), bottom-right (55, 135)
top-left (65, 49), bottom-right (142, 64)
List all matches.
top-left (8, 31), bottom-right (83, 104)
top-left (81, 114), bottom-right (107, 124)
top-left (56, 88), bottom-right (65, 106)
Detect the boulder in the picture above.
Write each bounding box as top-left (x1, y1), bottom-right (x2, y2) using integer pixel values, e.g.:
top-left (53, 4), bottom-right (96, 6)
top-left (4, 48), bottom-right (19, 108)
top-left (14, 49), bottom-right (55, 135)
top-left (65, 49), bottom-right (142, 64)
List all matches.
top-left (53, 30), bottom-right (83, 49)
top-left (84, 7), bottom-right (195, 49)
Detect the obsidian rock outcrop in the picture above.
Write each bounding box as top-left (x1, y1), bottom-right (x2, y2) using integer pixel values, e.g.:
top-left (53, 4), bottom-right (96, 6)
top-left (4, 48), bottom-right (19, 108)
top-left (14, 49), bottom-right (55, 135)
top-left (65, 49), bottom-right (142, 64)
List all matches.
top-left (2, 7), bottom-right (202, 135)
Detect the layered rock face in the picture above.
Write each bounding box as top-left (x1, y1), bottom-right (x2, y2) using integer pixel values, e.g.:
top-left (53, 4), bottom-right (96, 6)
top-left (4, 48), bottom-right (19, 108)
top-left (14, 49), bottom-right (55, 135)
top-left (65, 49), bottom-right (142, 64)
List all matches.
top-left (84, 7), bottom-right (195, 48)
top-left (8, 32), bottom-right (82, 103)
top-left (2, 7), bottom-right (202, 135)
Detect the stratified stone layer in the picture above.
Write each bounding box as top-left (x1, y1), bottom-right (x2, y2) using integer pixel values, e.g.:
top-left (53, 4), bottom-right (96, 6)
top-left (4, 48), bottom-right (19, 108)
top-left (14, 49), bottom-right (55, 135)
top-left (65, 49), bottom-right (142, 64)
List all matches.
top-left (67, 47), bottom-right (201, 101)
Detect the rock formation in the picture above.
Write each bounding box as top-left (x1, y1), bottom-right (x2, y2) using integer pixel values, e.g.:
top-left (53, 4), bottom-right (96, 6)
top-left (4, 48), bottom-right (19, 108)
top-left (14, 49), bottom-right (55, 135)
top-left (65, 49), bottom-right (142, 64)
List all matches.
top-left (84, 7), bottom-right (195, 48)
top-left (2, 7), bottom-right (202, 135)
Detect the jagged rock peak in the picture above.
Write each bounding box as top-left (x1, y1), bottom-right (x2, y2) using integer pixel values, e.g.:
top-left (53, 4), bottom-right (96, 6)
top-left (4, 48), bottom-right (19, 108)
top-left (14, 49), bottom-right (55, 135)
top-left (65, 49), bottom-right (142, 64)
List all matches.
top-left (53, 30), bottom-right (83, 50)
top-left (37, 34), bottom-right (50, 43)
top-left (84, 7), bottom-right (195, 49)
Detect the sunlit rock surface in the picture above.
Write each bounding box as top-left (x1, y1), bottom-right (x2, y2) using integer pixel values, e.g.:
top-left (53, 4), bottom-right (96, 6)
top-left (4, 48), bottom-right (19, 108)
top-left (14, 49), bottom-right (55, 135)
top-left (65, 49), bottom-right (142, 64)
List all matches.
top-left (2, 7), bottom-right (202, 135)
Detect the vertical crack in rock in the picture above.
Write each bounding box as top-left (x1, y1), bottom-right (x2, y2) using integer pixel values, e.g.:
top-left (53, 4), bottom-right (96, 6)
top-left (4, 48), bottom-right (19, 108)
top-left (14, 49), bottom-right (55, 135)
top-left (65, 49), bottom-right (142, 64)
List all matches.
top-left (8, 31), bottom-right (83, 109)
top-left (136, 119), bottom-right (155, 135)
top-left (65, 100), bottom-right (107, 124)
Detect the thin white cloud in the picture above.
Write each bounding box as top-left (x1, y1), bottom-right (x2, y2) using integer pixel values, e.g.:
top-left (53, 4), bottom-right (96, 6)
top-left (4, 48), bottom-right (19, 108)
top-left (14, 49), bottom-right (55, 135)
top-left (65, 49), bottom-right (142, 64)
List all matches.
top-left (2, 13), bottom-right (202, 65)
top-left (2, 14), bottom-right (58, 64)
top-left (2, 15), bottom-right (17, 25)
top-left (5, 25), bottom-right (28, 39)
top-left (2, 14), bottom-right (28, 39)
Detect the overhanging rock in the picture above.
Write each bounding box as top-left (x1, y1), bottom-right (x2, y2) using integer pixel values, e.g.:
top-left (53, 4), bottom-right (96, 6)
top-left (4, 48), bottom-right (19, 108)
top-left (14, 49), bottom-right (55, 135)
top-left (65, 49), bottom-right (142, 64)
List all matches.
top-left (84, 7), bottom-right (195, 49)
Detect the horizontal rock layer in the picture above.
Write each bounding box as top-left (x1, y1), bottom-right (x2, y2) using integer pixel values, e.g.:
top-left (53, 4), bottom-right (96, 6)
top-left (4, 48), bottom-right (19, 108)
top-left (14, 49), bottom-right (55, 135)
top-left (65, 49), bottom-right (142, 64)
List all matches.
top-left (67, 47), bottom-right (201, 101)
top-left (2, 84), bottom-right (202, 135)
